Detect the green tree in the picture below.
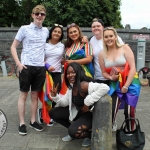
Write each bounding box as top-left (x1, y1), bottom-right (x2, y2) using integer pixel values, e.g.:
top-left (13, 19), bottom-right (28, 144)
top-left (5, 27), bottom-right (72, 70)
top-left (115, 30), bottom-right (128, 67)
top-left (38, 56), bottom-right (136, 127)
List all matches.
top-left (42, 0), bottom-right (123, 28)
top-left (0, 0), bottom-right (20, 27)
top-left (0, 0), bottom-right (123, 28)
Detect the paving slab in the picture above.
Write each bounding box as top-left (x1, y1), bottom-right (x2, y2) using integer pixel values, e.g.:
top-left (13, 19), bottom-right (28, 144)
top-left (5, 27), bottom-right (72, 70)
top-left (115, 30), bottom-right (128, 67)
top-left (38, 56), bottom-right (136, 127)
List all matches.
top-left (0, 76), bottom-right (150, 150)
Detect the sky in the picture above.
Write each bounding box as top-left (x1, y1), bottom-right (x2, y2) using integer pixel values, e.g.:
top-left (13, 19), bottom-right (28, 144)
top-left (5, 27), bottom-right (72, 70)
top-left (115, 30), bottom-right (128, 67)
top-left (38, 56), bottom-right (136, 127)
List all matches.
top-left (120, 0), bottom-right (150, 29)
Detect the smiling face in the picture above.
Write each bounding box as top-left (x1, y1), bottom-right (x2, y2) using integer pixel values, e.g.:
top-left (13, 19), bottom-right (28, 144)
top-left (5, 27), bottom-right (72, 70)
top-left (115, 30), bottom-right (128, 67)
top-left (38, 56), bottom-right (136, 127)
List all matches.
top-left (103, 29), bottom-right (117, 47)
top-left (51, 27), bottom-right (62, 42)
top-left (68, 27), bottom-right (80, 42)
top-left (31, 11), bottom-right (46, 26)
top-left (66, 66), bottom-right (76, 84)
top-left (91, 22), bottom-right (104, 37)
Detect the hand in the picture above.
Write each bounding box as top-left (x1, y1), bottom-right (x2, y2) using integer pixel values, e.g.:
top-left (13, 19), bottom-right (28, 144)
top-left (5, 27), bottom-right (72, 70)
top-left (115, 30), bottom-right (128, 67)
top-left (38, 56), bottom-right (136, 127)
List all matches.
top-left (112, 74), bottom-right (119, 81)
top-left (18, 63), bottom-right (27, 73)
top-left (67, 60), bottom-right (75, 64)
top-left (121, 86), bottom-right (128, 93)
top-left (61, 59), bottom-right (67, 65)
top-left (48, 66), bottom-right (55, 72)
top-left (82, 105), bottom-right (89, 113)
top-left (51, 83), bottom-right (59, 97)
top-left (82, 36), bottom-right (89, 43)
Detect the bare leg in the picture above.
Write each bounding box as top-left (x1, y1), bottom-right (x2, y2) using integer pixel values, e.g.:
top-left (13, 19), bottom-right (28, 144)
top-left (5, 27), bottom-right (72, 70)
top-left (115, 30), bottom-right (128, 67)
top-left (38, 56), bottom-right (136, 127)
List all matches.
top-left (30, 91), bottom-right (38, 123)
top-left (18, 92), bottom-right (28, 125)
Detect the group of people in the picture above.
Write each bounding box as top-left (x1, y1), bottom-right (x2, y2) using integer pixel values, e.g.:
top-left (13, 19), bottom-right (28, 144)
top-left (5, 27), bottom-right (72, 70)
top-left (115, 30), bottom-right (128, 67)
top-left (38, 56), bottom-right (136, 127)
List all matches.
top-left (10, 4), bottom-right (141, 147)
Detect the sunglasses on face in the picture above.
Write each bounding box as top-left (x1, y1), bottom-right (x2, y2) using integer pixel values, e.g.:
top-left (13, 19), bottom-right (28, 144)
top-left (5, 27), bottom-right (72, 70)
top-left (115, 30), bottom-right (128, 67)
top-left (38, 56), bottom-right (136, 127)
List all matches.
top-left (67, 23), bottom-right (76, 29)
top-left (54, 24), bottom-right (63, 28)
top-left (33, 12), bottom-right (46, 17)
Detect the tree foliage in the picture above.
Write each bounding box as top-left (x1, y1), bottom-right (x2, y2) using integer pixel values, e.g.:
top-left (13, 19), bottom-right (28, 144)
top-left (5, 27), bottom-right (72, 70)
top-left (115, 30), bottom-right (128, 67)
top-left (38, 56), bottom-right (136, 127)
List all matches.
top-left (0, 0), bottom-right (123, 28)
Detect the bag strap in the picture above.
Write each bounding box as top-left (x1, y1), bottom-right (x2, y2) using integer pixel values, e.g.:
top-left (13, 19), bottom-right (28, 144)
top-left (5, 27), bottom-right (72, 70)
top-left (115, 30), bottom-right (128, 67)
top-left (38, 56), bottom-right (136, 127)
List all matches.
top-left (120, 118), bottom-right (141, 131)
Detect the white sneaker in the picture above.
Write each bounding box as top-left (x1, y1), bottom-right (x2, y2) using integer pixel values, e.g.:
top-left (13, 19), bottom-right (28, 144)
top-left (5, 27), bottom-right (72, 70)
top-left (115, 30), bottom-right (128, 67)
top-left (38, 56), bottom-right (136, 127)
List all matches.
top-left (112, 121), bottom-right (117, 132)
top-left (47, 119), bottom-right (56, 127)
top-left (62, 135), bottom-right (73, 142)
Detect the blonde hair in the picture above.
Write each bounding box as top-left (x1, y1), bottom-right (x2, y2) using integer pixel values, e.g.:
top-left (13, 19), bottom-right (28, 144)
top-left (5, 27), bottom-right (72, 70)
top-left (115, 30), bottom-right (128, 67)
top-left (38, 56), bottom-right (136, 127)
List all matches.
top-left (32, 5), bottom-right (46, 14)
top-left (103, 27), bottom-right (124, 57)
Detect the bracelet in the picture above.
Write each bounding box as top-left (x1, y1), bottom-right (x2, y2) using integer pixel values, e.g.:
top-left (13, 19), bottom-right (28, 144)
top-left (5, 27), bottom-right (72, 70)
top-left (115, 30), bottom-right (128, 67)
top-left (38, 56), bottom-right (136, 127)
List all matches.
top-left (45, 63), bottom-right (51, 69)
top-left (123, 86), bottom-right (128, 90)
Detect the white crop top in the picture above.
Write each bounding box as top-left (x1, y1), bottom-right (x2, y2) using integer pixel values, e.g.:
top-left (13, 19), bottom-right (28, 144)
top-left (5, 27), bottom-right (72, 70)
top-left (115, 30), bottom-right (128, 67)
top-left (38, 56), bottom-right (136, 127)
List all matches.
top-left (104, 54), bottom-right (126, 68)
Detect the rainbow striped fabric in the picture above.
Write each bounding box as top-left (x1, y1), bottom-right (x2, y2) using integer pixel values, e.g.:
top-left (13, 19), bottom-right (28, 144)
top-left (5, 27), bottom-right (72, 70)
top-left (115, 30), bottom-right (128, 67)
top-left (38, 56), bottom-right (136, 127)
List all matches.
top-left (105, 62), bottom-right (141, 109)
top-left (66, 42), bottom-right (94, 77)
top-left (38, 71), bottom-right (54, 124)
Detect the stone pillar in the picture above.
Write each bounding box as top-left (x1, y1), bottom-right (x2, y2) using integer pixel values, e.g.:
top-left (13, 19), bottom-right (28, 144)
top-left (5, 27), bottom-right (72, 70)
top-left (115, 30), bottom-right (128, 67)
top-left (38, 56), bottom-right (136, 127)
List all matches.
top-left (91, 94), bottom-right (112, 150)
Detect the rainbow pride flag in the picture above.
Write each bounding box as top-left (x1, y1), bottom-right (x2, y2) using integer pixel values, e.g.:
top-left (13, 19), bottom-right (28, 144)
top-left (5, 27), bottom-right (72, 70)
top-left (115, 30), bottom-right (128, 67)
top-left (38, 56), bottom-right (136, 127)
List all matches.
top-left (38, 71), bottom-right (54, 124)
top-left (105, 62), bottom-right (141, 109)
top-left (69, 48), bottom-right (94, 78)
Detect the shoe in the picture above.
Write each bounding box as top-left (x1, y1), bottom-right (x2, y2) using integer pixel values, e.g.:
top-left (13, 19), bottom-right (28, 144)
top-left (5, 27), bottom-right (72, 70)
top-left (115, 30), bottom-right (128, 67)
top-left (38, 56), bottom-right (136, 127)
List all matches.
top-left (37, 108), bottom-right (44, 124)
top-left (18, 124), bottom-right (27, 135)
top-left (62, 135), bottom-right (73, 142)
top-left (112, 121), bottom-right (117, 132)
top-left (29, 121), bottom-right (44, 131)
top-left (47, 119), bottom-right (56, 127)
top-left (82, 138), bottom-right (91, 147)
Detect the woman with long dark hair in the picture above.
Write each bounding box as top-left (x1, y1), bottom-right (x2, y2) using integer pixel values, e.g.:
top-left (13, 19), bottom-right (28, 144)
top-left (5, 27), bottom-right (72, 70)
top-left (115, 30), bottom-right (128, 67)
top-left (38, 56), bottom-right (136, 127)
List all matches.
top-left (49, 62), bottom-right (109, 147)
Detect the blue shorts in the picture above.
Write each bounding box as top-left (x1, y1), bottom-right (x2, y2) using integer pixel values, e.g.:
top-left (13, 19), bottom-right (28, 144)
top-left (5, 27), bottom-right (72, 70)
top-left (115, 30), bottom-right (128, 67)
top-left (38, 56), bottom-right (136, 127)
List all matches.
top-left (19, 65), bottom-right (46, 92)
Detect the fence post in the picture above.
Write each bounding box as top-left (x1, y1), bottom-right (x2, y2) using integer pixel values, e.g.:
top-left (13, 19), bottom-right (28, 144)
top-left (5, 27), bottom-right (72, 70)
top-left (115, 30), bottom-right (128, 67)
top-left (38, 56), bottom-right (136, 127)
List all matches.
top-left (91, 94), bottom-right (112, 150)
top-left (1, 60), bottom-right (7, 76)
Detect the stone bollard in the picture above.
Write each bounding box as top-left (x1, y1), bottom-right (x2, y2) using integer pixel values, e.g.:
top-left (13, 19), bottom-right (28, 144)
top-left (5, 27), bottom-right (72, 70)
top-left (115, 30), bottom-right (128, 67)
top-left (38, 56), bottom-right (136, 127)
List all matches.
top-left (91, 94), bottom-right (112, 150)
top-left (1, 60), bottom-right (7, 76)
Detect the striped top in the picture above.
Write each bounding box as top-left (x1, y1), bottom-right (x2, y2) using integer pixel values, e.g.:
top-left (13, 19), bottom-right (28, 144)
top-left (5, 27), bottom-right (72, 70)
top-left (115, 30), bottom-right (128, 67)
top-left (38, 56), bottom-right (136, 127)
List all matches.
top-left (66, 42), bottom-right (93, 58)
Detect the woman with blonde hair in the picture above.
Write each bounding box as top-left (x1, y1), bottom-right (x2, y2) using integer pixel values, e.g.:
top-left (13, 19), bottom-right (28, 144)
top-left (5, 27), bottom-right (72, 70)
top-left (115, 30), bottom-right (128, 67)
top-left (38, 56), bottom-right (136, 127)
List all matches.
top-left (99, 27), bottom-right (141, 131)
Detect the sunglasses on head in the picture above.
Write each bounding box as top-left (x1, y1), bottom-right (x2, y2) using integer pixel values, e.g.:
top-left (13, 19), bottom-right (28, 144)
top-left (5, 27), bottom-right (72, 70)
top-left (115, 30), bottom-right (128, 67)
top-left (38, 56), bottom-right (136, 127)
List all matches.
top-left (67, 23), bottom-right (76, 29)
top-left (33, 12), bottom-right (46, 17)
top-left (54, 24), bottom-right (63, 28)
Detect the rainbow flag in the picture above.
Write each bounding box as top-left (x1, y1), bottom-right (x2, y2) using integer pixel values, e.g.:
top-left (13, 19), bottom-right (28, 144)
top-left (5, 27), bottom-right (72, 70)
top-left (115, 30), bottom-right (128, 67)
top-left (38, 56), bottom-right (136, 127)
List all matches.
top-left (105, 62), bottom-right (141, 109)
top-left (59, 48), bottom-right (94, 96)
top-left (69, 48), bottom-right (94, 78)
top-left (38, 71), bottom-right (54, 124)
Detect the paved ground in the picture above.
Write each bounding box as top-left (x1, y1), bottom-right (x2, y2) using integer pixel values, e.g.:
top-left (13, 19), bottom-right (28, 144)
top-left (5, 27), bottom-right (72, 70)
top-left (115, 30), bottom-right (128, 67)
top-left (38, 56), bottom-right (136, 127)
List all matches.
top-left (0, 75), bottom-right (150, 150)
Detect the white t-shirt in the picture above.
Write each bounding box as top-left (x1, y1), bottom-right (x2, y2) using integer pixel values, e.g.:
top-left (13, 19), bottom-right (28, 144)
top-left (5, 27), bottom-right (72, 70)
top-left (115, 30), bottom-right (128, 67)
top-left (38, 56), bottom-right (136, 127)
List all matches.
top-left (44, 42), bottom-right (64, 72)
top-left (15, 23), bottom-right (49, 66)
top-left (90, 35), bottom-right (124, 80)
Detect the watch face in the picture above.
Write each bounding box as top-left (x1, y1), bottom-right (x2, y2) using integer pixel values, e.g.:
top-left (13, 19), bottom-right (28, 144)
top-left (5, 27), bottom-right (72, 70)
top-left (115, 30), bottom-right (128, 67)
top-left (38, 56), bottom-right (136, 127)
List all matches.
top-left (0, 109), bottom-right (7, 138)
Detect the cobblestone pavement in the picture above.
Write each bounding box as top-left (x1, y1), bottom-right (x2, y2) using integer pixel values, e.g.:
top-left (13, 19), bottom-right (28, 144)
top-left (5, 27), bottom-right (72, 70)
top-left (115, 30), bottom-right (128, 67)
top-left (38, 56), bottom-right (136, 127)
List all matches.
top-left (0, 75), bottom-right (150, 150)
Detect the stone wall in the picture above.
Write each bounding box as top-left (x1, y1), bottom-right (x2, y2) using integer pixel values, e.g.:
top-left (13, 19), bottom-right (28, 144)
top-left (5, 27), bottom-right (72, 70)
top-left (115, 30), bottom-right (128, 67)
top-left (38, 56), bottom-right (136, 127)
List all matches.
top-left (0, 27), bottom-right (150, 67)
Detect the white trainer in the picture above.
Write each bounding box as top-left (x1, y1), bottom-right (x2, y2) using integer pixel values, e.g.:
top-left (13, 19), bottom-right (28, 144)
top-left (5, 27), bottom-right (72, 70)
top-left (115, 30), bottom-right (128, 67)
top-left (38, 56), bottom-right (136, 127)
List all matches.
top-left (62, 135), bottom-right (73, 142)
top-left (112, 121), bottom-right (117, 132)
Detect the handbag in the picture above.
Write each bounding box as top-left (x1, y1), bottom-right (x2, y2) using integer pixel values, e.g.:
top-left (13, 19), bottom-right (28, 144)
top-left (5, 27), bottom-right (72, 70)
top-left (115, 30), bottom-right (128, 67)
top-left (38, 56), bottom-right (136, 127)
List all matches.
top-left (116, 118), bottom-right (145, 150)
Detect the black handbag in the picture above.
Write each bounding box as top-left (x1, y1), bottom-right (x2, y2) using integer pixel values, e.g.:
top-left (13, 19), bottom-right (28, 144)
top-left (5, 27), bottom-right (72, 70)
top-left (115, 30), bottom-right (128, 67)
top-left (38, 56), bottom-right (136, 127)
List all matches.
top-left (116, 118), bottom-right (145, 150)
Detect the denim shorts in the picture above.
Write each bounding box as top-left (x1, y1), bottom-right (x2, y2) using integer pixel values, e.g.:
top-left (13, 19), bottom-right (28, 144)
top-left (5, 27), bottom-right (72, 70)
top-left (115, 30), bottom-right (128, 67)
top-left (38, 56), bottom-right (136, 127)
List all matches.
top-left (19, 65), bottom-right (46, 92)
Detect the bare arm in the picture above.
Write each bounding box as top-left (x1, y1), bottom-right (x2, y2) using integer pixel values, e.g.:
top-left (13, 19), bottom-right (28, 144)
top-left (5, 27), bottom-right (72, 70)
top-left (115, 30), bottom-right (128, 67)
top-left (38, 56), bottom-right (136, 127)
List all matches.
top-left (67, 55), bottom-right (93, 65)
top-left (123, 44), bottom-right (136, 88)
top-left (10, 39), bottom-right (26, 71)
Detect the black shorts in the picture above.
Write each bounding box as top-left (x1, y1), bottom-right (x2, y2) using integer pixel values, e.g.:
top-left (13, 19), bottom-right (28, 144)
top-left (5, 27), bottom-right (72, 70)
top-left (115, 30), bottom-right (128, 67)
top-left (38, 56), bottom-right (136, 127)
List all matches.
top-left (19, 65), bottom-right (46, 92)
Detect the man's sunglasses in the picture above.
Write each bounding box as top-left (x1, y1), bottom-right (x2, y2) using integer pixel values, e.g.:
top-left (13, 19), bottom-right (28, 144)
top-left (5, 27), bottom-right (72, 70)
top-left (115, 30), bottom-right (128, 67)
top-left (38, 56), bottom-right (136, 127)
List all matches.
top-left (33, 12), bottom-right (46, 17)
top-left (67, 23), bottom-right (76, 29)
top-left (54, 24), bottom-right (63, 28)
